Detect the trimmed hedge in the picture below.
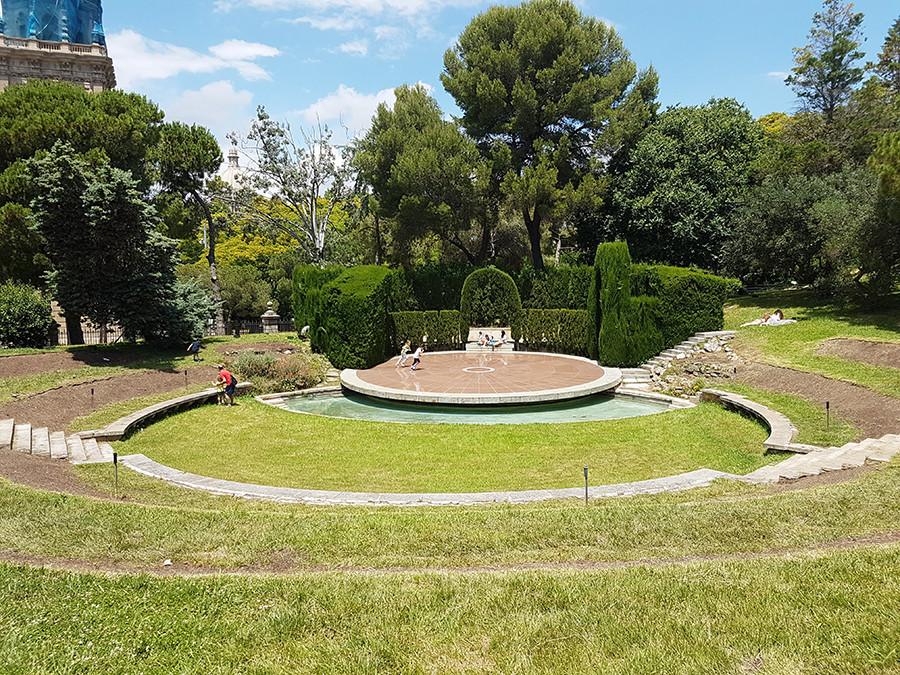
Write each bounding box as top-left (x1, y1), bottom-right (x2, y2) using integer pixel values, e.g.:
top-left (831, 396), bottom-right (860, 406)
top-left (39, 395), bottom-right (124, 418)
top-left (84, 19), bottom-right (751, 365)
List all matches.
top-left (596, 242), bottom-right (632, 367)
top-left (292, 265), bottom-right (342, 346)
top-left (627, 296), bottom-right (665, 365)
top-left (406, 264), bottom-right (473, 310)
top-left (0, 282), bottom-right (53, 348)
top-left (516, 265), bottom-right (592, 309)
top-left (299, 266), bottom-right (415, 369)
top-left (632, 264), bottom-right (741, 346)
top-left (459, 267), bottom-right (523, 335)
top-left (391, 311), bottom-right (463, 351)
top-left (520, 310), bottom-right (592, 356)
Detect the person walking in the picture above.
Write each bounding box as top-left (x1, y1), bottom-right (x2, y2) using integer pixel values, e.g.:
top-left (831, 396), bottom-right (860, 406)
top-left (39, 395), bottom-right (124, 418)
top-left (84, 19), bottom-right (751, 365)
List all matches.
top-left (410, 345), bottom-right (423, 371)
top-left (187, 338), bottom-right (203, 362)
top-left (397, 339), bottom-right (411, 367)
top-left (216, 364), bottom-right (238, 406)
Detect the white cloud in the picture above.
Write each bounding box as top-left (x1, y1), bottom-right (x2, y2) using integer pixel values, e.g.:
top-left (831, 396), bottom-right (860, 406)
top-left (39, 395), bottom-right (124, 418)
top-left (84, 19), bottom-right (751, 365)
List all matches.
top-left (296, 83), bottom-right (432, 137)
top-left (767, 71), bottom-right (790, 79)
top-left (107, 30), bottom-right (280, 89)
top-left (338, 39), bottom-right (369, 56)
top-left (286, 15), bottom-right (362, 30)
top-left (166, 80), bottom-right (255, 138)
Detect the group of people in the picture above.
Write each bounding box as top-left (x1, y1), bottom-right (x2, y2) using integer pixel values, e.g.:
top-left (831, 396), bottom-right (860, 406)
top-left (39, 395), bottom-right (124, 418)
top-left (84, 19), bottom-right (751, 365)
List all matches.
top-left (396, 339), bottom-right (425, 371)
top-left (476, 330), bottom-right (508, 352)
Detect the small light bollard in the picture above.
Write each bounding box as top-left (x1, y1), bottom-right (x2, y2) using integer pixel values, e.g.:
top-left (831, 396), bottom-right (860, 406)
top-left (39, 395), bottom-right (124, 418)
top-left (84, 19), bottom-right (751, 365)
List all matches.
top-left (826, 401), bottom-right (830, 430)
top-left (583, 465), bottom-right (589, 506)
top-left (113, 452), bottom-right (119, 499)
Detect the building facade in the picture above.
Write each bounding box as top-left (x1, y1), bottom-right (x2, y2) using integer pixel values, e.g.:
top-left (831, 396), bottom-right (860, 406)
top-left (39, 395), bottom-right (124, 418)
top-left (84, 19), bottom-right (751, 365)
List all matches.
top-left (0, 0), bottom-right (115, 92)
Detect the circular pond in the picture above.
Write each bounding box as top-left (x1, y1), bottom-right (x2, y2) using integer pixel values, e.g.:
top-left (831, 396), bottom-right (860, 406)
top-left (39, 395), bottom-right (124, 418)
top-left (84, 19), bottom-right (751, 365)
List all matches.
top-left (273, 390), bottom-right (674, 425)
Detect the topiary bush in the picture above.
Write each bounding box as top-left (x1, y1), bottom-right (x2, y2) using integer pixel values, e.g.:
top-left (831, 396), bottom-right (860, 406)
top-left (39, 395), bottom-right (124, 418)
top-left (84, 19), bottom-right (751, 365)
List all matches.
top-left (292, 264), bottom-right (342, 348)
top-left (318, 266), bottom-right (415, 369)
top-left (391, 310), bottom-right (463, 351)
top-left (406, 264), bottom-right (473, 310)
top-left (0, 282), bottom-right (53, 348)
top-left (626, 296), bottom-right (665, 365)
top-left (517, 265), bottom-right (592, 309)
top-left (521, 309), bottom-right (592, 356)
top-left (459, 267), bottom-right (523, 336)
top-left (596, 242), bottom-right (633, 366)
top-left (632, 264), bottom-right (741, 345)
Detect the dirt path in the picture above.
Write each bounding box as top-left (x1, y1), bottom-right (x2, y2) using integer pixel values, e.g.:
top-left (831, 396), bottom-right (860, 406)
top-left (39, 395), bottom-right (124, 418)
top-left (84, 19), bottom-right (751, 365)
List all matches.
top-left (0, 450), bottom-right (105, 498)
top-left (0, 532), bottom-right (897, 578)
top-left (816, 338), bottom-right (900, 370)
top-left (0, 366), bottom-right (218, 431)
top-left (0, 349), bottom-right (149, 379)
top-left (736, 361), bottom-right (900, 438)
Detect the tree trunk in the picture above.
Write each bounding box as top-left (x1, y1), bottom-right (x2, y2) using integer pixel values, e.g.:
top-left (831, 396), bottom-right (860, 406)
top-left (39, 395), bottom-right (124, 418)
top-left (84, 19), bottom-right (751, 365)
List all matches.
top-left (374, 213), bottom-right (383, 265)
top-left (524, 208), bottom-right (544, 271)
top-left (198, 193), bottom-right (226, 336)
top-left (64, 312), bottom-right (84, 346)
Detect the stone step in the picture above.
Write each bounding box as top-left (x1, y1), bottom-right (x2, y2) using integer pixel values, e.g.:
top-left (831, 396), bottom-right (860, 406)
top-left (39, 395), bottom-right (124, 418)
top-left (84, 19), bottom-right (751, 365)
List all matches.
top-left (686, 337), bottom-right (705, 345)
top-left (0, 419), bottom-right (14, 451)
top-left (98, 442), bottom-right (115, 463)
top-left (49, 432), bottom-right (68, 460)
top-left (31, 427), bottom-right (51, 458)
top-left (12, 424), bottom-right (32, 454)
top-left (81, 438), bottom-right (105, 464)
top-left (65, 435), bottom-right (88, 464)
top-left (868, 439), bottom-right (900, 463)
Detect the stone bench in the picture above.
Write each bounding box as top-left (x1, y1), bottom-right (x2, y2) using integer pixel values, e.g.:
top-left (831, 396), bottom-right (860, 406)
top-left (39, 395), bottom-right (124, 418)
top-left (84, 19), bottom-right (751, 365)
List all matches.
top-left (700, 388), bottom-right (797, 452)
top-left (89, 382), bottom-right (252, 441)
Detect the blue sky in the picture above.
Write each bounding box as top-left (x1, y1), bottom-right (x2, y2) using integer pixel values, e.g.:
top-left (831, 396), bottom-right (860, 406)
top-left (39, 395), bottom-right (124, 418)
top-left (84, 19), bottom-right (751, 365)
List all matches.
top-left (104, 0), bottom-right (897, 149)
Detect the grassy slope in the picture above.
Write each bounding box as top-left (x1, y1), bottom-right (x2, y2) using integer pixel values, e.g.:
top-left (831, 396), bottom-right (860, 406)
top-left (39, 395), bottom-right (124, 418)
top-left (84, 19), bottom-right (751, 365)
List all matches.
top-left (725, 292), bottom-right (900, 398)
top-left (1, 548), bottom-right (898, 674)
top-left (1, 460), bottom-right (892, 569)
top-left (116, 399), bottom-right (776, 492)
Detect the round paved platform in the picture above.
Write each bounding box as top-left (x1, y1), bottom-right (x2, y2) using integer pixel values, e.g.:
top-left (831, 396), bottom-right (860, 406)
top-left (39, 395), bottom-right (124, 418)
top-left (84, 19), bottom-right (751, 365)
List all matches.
top-left (341, 351), bottom-right (622, 406)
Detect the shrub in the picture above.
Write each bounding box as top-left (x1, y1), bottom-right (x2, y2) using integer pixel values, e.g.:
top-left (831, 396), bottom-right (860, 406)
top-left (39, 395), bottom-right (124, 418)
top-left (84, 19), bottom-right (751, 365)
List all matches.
top-left (406, 263), bottom-right (473, 310)
top-left (459, 267), bottom-right (523, 335)
top-left (587, 255), bottom-right (602, 360)
top-left (230, 351), bottom-right (330, 394)
top-left (520, 310), bottom-right (592, 356)
top-left (0, 282), bottom-right (53, 348)
top-left (391, 311), bottom-right (463, 351)
top-left (292, 265), bottom-right (345, 350)
top-left (627, 296), bottom-right (665, 365)
top-left (632, 264), bottom-right (741, 345)
top-left (319, 266), bottom-right (415, 369)
top-left (517, 265), bottom-right (592, 309)
top-left (596, 242), bottom-right (632, 366)
top-left (147, 278), bottom-right (217, 345)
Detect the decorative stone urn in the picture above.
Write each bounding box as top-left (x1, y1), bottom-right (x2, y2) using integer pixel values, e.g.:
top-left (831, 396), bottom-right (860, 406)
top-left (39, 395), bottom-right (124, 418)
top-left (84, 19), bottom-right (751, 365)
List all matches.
top-left (261, 302), bottom-right (281, 334)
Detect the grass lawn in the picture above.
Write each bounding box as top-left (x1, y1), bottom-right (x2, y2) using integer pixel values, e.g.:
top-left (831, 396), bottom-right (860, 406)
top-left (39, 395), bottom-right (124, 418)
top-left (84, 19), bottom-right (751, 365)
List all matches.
top-left (68, 384), bottom-right (213, 432)
top-left (725, 291), bottom-right (900, 398)
top-left (0, 547), bottom-right (897, 673)
top-left (116, 399), bottom-right (777, 492)
top-left (0, 458), bottom-right (872, 569)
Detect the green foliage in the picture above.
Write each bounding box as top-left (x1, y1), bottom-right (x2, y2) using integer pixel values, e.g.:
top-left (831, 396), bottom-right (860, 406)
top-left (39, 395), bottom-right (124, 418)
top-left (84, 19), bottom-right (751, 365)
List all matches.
top-left (459, 268), bottom-right (523, 334)
top-left (787, 0), bottom-right (866, 122)
top-left (0, 81), bottom-right (164, 182)
top-left (405, 263), bottom-right (474, 310)
top-left (520, 309), bottom-right (592, 356)
top-left (158, 279), bottom-right (218, 343)
top-left (391, 311), bottom-right (464, 351)
top-left (230, 351), bottom-right (329, 394)
top-left (516, 265), bottom-right (592, 309)
top-left (633, 264), bottom-right (741, 346)
top-left (0, 203), bottom-right (47, 286)
top-left (291, 265), bottom-right (342, 344)
top-left (319, 266), bottom-right (415, 369)
top-left (0, 282), bottom-right (53, 348)
top-left (595, 242), bottom-right (633, 366)
top-left (610, 99), bottom-right (763, 270)
top-left (442, 0), bottom-right (658, 268)
top-left (587, 254), bottom-right (602, 360)
top-left (627, 296), bottom-right (665, 365)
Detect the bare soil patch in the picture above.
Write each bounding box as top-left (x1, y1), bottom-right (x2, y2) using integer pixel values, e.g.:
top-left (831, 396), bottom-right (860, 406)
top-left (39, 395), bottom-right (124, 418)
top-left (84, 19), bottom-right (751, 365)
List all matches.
top-left (0, 450), bottom-right (104, 498)
top-left (816, 338), bottom-right (900, 370)
top-left (0, 348), bottom-right (153, 379)
top-left (0, 366), bottom-right (218, 431)
top-left (736, 361), bottom-right (900, 438)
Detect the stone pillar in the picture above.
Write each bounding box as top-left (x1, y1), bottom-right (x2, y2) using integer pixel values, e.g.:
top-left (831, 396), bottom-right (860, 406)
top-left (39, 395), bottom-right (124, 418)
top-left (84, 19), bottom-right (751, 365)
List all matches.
top-left (261, 303), bottom-right (281, 335)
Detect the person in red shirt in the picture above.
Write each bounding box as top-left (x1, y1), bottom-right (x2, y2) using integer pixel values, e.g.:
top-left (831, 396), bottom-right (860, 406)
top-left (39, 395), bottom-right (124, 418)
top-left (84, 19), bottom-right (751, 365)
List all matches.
top-left (216, 364), bottom-right (237, 406)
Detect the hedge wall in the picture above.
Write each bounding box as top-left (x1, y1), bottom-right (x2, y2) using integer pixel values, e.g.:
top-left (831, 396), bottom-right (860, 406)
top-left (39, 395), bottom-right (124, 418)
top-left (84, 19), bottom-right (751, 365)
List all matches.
top-left (297, 266), bottom-right (415, 369)
top-left (626, 296), bottom-right (665, 365)
top-left (459, 267), bottom-right (523, 335)
top-left (516, 265), bottom-right (592, 310)
top-left (391, 310), bottom-right (463, 351)
top-left (292, 265), bottom-right (342, 348)
top-left (520, 310), bottom-right (592, 356)
top-left (405, 264), bottom-right (473, 311)
top-left (632, 264), bottom-right (741, 346)
top-left (596, 242), bottom-right (633, 367)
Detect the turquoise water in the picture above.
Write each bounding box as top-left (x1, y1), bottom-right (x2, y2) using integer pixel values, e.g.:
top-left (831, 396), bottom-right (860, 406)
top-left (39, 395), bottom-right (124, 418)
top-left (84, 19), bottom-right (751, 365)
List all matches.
top-left (280, 391), bottom-right (670, 425)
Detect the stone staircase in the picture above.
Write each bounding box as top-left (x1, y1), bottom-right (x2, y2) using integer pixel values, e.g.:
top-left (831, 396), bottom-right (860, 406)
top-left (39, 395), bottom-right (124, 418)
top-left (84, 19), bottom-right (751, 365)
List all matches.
top-left (638, 330), bottom-right (736, 379)
top-left (740, 434), bottom-right (900, 484)
top-left (0, 418), bottom-right (114, 465)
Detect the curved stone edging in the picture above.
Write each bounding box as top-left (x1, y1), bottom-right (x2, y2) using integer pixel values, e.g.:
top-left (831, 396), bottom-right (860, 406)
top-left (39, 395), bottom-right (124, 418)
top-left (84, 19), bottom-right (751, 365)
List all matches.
top-left (699, 389), bottom-right (797, 452)
top-left (342, 351), bottom-right (623, 406)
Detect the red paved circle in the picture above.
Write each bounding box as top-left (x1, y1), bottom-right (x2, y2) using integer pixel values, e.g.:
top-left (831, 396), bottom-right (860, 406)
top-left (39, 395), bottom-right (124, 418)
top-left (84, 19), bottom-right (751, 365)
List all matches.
top-left (355, 352), bottom-right (608, 396)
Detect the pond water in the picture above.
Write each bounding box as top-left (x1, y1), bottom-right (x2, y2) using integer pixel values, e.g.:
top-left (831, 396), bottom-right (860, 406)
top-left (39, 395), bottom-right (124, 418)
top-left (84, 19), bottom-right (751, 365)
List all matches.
top-left (279, 391), bottom-right (671, 425)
